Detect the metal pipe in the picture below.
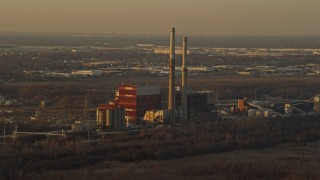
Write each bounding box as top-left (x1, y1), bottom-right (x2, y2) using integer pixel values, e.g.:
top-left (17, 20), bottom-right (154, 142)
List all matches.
top-left (168, 28), bottom-right (176, 126)
top-left (182, 37), bottom-right (188, 124)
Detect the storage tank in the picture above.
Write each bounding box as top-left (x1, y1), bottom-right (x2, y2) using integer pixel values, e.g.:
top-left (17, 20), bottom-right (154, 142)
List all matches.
top-left (106, 109), bottom-right (114, 130)
top-left (96, 109), bottom-right (99, 123)
top-left (98, 109), bottom-right (106, 127)
top-left (248, 109), bottom-right (256, 117)
top-left (264, 110), bottom-right (273, 119)
top-left (256, 109), bottom-right (264, 118)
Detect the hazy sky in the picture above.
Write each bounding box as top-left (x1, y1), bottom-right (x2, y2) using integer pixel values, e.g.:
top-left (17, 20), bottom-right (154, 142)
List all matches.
top-left (1, 0), bottom-right (320, 35)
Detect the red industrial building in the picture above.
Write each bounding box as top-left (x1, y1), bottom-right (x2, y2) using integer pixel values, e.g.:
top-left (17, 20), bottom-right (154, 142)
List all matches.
top-left (97, 85), bottom-right (162, 124)
top-left (115, 85), bottom-right (162, 123)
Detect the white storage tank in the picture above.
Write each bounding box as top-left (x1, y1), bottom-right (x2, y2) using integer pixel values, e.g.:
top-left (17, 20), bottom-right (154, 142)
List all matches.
top-left (264, 110), bottom-right (273, 118)
top-left (106, 109), bottom-right (114, 128)
top-left (96, 109), bottom-right (99, 123)
top-left (256, 109), bottom-right (264, 118)
top-left (248, 109), bottom-right (256, 117)
top-left (98, 109), bottom-right (106, 127)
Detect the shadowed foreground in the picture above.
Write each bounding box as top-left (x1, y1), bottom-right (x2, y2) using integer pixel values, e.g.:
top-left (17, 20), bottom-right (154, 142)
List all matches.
top-left (20, 142), bottom-right (320, 180)
top-left (1, 116), bottom-right (319, 179)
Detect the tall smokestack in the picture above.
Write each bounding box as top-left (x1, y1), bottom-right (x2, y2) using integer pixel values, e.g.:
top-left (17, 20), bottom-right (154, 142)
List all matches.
top-left (182, 37), bottom-right (188, 124)
top-left (168, 28), bottom-right (176, 126)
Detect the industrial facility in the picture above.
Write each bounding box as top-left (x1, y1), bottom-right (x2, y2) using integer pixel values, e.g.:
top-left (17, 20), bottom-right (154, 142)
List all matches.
top-left (96, 84), bottom-right (214, 127)
top-left (95, 28), bottom-right (214, 128)
top-left (143, 89), bottom-right (214, 124)
top-left (216, 94), bottom-right (320, 119)
top-left (93, 28), bottom-right (320, 131)
top-left (4, 28), bottom-right (320, 141)
top-left (96, 104), bottom-right (125, 131)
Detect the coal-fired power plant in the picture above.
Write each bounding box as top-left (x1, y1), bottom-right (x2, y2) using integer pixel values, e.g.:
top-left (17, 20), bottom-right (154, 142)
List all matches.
top-left (95, 28), bottom-right (216, 129)
top-left (182, 37), bottom-right (188, 124)
top-left (168, 28), bottom-right (176, 126)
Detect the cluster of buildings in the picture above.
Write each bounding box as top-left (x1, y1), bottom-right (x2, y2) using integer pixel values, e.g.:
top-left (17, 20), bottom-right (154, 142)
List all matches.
top-left (92, 28), bottom-right (320, 132)
top-left (95, 28), bottom-right (214, 130)
top-left (95, 84), bottom-right (214, 129)
top-left (3, 38), bottom-right (320, 82)
top-left (237, 64), bottom-right (319, 76)
top-left (216, 92), bottom-right (320, 120)
top-left (138, 44), bottom-right (320, 57)
top-left (206, 48), bottom-right (320, 56)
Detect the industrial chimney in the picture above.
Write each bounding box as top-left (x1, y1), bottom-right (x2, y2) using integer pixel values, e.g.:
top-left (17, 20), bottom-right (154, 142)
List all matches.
top-left (168, 28), bottom-right (176, 126)
top-left (182, 37), bottom-right (188, 124)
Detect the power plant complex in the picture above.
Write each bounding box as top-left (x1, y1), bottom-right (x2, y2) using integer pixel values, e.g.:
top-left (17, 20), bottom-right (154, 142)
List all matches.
top-left (95, 28), bottom-right (212, 129)
top-left (5, 28), bottom-right (320, 140)
top-left (91, 28), bottom-right (320, 132)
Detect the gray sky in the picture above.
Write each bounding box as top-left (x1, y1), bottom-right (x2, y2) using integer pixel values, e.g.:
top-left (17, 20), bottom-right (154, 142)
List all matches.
top-left (1, 0), bottom-right (319, 35)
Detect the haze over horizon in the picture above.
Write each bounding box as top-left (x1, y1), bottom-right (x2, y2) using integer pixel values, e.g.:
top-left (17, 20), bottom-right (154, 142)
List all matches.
top-left (1, 0), bottom-right (320, 36)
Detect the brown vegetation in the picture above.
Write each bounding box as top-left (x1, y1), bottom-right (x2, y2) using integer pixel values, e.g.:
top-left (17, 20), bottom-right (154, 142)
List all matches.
top-left (1, 76), bottom-right (320, 109)
top-left (0, 116), bottom-right (319, 179)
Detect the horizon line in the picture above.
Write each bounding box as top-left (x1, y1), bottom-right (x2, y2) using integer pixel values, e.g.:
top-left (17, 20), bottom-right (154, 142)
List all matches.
top-left (1, 30), bottom-right (320, 37)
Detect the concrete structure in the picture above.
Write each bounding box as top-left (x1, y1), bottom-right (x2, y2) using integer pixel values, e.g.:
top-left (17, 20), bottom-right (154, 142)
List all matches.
top-left (176, 90), bottom-right (214, 121)
top-left (264, 109), bottom-right (274, 119)
top-left (248, 109), bottom-right (257, 117)
top-left (97, 109), bottom-right (106, 127)
top-left (256, 109), bottom-right (264, 118)
top-left (97, 104), bottom-right (125, 131)
top-left (168, 28), bottom-right (176, 126)
top-left (181, 37), bottom-right (188, 124)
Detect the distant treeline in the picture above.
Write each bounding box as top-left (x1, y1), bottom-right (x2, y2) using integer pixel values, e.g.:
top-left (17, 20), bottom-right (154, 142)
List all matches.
top-left (1, 33), bottom-right (320, 48)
